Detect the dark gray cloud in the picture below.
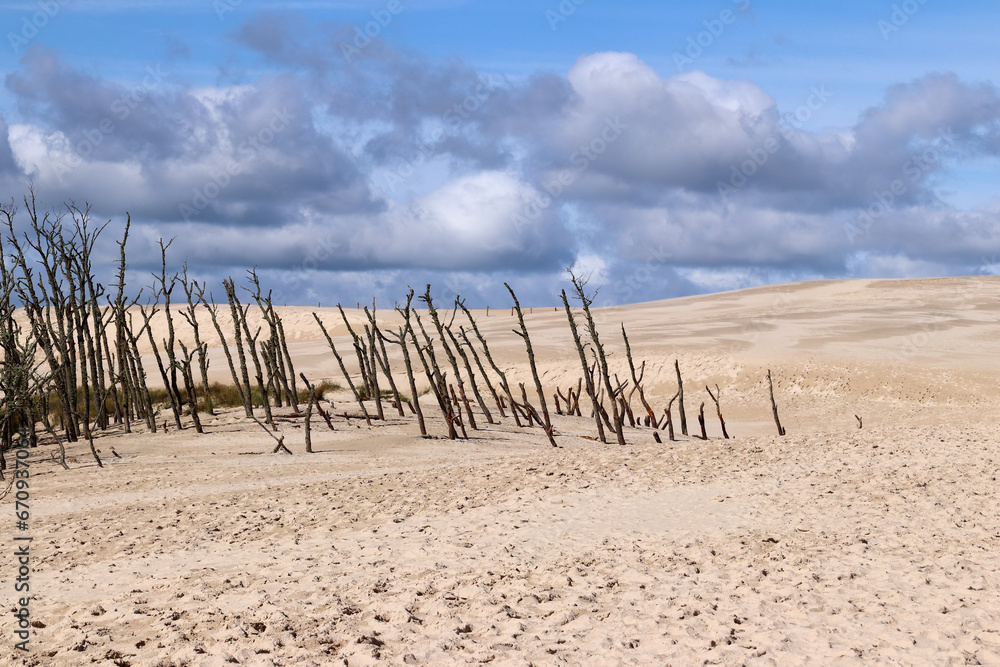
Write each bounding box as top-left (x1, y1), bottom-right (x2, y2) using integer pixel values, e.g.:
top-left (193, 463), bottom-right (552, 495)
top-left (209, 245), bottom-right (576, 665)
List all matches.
top-left (0, 116), bottom-right (18, 175)
top-left (3, 28), bottom-right (1000, 307)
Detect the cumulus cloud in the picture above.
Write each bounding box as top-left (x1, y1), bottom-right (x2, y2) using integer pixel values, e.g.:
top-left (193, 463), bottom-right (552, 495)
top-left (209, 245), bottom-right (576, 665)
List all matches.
top-left (2, 32), bottom-right (1000, 307)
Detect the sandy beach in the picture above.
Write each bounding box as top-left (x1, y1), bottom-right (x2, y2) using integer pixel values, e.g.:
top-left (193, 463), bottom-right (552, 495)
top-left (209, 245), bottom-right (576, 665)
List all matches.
top-left (6, 276), bottom-right (1000, 666)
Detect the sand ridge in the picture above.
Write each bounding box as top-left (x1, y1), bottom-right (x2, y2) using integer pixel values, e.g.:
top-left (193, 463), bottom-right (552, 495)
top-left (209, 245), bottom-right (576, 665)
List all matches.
top-left (5, 276), bottom-right (1000, 665)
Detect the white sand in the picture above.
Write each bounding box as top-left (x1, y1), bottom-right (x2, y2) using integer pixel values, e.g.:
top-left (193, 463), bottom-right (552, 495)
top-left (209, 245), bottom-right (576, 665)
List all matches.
top-left (5, 276), bottom-right (1000, 665)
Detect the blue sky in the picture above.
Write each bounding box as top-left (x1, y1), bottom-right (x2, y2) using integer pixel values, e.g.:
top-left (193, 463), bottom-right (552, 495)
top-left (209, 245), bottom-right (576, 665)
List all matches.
top-left (1, 0), bottom-right (999, 305)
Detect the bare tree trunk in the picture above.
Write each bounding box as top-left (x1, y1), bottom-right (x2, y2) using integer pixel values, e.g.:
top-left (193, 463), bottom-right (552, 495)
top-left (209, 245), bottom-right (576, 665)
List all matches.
top-left (675, 359), bottom-right (688, 436)
top-left (125, 313), bottom-right (157, 433)
top-left (566, 272), bottom-right (624, 445)
top-left (178, 342), bottom-right (204, 434)
top-left (505, 284), bottom-right (557, 447)
top-left (457, 302), bottom-right (521, 428)
top-left (459, 328), bottom-right (505, 419)
top-left (697, 402), bottom-right (707, 440)
top-left (303, 389), bottom-right (314, 453)
top-left (260, 340), bottom-right (279, 407)
top-left (364, 306), bottom-right (405, 417)
top-left (411, 310), bottom-right (458, 439)
top-left (387, 292), bottom-right (428, 436)
top-left (421, 288), bottom-right (477, 431)
top-left (447, 326), bottom-right (494, 425)
top-left (139, 305), bottom-right (184, 430)
top-left (250, 414), bottom-right (292, 454)
top-left (179, 265), bottom-right (212, 395)
top-left (275, 317), bottom-right (298, 410)
top-left (313, 313), bottom-right (373, 426)
top-left (203, 296), bottom-right (246, 416)
top-left (224, 279), bottom-right (255, 418)
top-left (706, 384), bottom-right (729, 439)
top-left (664, 391), bottom-right (678, 442)
top-left (622, 325), bottom-right (658, 427)
top-left (338, 304), bottom-right (379, 416)
top-left (237, 303), bottom-right (273, 427)
top-left (299, 374), bottom-right (335, 431)
top-left (153, 239), bottom-right (185, 421)
top-left (767, 369), bottom-right (786, 436)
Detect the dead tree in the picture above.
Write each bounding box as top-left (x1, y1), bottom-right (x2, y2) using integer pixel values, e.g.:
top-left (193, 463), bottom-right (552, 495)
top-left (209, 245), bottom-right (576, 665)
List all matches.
top-left (364, 303), bottom-right (405, 416)
top-left (139, 302), bottom-right (184, 430)
top-left (249, 270), bottom-right (298, 410)
top-left (506, 283), bottom-right (557, 447)
top-left (234, 298), bottom-right (273, 427)
top-left (664, 391), bottom-right (678, 441)
top-left (705, 384), bottom-right (729, 439)
top-left (383, 291), bottom-right (427, 435)
top-left (697, 402), bottom-right (708, 440)
top-left (622, 325), bottom-right (658, 427)
top-left (124, 311), bottom-right (157, 433)
top-left (223, 278), bottom-right (255, 418)
top-left (446, 321), bottom-right (494, 425)
top-left (177, 342), bottom-right (204, 434)
top-left (410, 308), bottom-right (459, 439)
top-left (675, 359), bottom-right (688, 436)
top-left (152, 239), bottom-right (185, 421)
top-left (855, 415), bottom-right (862, 429)
top-left (303, 387), bottom-right (315, 453)
top-left (567, 270), bottom-right (625, 445)
top-left (459, 327), bottom-right (506, 419)
top-left (107, 215), bottom-right (156, 433)
top-left (66, 204), bottom-right (113, 431)
top-left (339, 304), bottom-right (380, 416)
top-left (251, 414), bottom-right (292, 454)
top-left (421, 288), bottom-right (479, 431)
top-left (203, 293), bottom-right (249, 416)
top-left (179, 264), bottom-right (211, 394)
top-left (0, 284), bottom-right (53, 470)
top-left (561, 289), bottom-right (606, 442)
top-left (313, 313), bottom-right (372, 426)
top-left (766, 369), bottom-right (786, 436)
top-left (458, 302), bottom-right (521, 426)
top-left (299, 374), bottom-right (335, 431)
top-left (4, 195), bottom-right (80, 442)
top-left (62, 228), bottom-right (95, 442)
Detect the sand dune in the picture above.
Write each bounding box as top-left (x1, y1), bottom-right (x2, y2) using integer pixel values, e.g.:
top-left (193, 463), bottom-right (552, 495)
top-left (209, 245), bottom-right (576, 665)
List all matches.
top-left (6, 277), bottom-right (1000, 665)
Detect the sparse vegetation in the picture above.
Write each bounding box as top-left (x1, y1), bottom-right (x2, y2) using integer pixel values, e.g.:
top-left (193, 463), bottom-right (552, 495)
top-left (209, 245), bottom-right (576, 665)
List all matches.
top-left (0, 189), bottom-right (786, 466)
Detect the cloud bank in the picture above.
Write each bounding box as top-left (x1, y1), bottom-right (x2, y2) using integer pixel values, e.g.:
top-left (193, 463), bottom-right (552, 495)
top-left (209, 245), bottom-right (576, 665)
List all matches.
top-left (3, 26), bottom-right (1000, 306)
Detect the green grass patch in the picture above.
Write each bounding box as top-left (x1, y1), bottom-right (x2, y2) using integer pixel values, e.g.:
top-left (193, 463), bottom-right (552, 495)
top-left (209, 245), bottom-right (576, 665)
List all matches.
top-left (37, 379), bottom-right (344, 421)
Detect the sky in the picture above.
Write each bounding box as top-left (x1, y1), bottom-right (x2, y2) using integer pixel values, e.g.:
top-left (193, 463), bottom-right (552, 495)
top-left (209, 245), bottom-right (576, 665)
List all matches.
top-left (1, 0), bottom-right (999, 307)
